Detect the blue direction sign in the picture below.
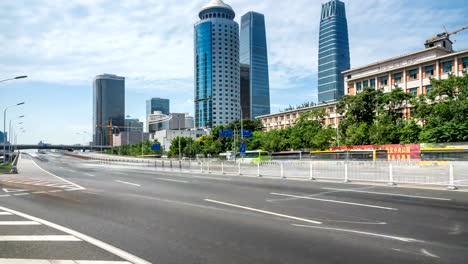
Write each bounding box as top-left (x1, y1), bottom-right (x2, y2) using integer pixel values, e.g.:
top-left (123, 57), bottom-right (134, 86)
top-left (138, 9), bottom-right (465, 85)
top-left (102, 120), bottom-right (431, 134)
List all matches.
top-left (241, 129), bottom-right (253, 138)
top-left (239, 142), bottom-right (246, 157)
top-left (219, 129), bottom-right (233, 138)
top-left (151, 144), bottom-right (161, 151)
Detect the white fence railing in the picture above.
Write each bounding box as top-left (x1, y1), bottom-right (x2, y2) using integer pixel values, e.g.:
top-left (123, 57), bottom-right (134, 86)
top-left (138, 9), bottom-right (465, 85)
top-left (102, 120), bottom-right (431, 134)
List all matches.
top-left (74, 153), bottom-right (467, 190)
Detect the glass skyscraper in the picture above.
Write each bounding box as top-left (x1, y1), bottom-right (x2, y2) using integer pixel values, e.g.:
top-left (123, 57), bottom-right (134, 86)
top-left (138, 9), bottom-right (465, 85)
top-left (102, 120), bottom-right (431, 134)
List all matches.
top-left (194, 0), bottom-right (240, 128)
top-left (146, 97), bottom-right (170, 131)
top-left (318, 0), bottom-right (350, 103)
top-left (240, 11), bottom-right (270, 119)
top-left (93, 74), bottom-right (125, 146)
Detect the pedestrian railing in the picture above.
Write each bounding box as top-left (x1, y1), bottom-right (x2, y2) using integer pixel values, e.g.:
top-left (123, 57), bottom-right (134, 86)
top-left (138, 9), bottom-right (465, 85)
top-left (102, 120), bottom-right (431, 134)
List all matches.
top-left (77, 153), bottom-right (466, 190)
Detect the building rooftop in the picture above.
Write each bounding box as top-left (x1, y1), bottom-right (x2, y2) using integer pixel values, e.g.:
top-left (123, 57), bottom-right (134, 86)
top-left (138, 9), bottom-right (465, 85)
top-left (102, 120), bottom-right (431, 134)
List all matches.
top-left (200, 0), bottom-right (233, 12)
top-left (94, 74), bottom-right (125, 81)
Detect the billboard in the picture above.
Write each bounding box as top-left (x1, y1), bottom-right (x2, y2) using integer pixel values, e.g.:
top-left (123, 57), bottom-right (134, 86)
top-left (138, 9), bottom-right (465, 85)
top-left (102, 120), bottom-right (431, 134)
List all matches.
top-left (332, 144), bottom-right (421, 160)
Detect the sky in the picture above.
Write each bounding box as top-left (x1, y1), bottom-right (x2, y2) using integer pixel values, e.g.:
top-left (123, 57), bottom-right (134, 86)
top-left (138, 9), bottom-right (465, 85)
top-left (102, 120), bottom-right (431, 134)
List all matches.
top-left (0, 0), bottom-right (467, 144)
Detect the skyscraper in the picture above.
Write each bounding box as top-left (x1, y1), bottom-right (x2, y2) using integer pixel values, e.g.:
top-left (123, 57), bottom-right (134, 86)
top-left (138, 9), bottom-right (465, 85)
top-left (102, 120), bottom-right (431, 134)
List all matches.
top-left (146, 97), bottom-right (170, 131)
top-left (194, 0), bottom-right (240, 128)
top-left (318, 0), bottom-right (350, 103)
top-left (240, 11), bottom-right (270, 119)
top-left (93, 74), bottom-right (125, 146)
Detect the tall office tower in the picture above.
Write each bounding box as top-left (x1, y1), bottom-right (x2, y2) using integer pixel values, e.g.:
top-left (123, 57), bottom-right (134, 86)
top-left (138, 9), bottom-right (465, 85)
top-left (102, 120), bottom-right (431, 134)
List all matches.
top-left (318, 0), bottom-right (350, 103)
top-left (240, 11), bottom-right (270, 119)
top-left (93, 74), bottom-right (125, 146)
top-left (194, 0), bottom-right (240, 128)
top-left (146, 97), bottom-right (170, 131)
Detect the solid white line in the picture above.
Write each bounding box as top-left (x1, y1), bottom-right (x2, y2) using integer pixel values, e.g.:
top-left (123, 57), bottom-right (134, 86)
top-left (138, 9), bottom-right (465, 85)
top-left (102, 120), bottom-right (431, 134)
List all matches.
top-left (85, 173), bottom-right (95, 177)
top-left (13, 193), bottom-right (29, 196)
top-left (0, 212), bottom-right (13, 215)
top-left (421, 248), bottom-right (440, 258)
top-left (0, 205), bottom-right (151, 264)
top-left (0, 221), bottom-right (40, 225)
top-left (0, 259), bottom-right (132, 264)
top-left (30, 158), bottom-right (85, 190)
top-left (115, 180), bottom-right (141, 187)
top-left (270, 192), bottom-right (397, 211)
top-left (320, 188), bottom-right (452, 201)
top-left (204, 199), bottom-right (322, 225)
top-left (292, 224), bottom-right (423, 242)
top-left (0, 235), bottom-right (80, 241)
top-left (156, 178), bottom-right (188, 183)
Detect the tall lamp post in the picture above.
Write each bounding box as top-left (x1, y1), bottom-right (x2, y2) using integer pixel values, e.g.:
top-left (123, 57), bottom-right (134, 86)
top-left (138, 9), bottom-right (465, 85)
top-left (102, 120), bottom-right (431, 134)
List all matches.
top-left (9, 116), bottom-right (24, 158)
top-left (3, 102), bottom-right (24, 163)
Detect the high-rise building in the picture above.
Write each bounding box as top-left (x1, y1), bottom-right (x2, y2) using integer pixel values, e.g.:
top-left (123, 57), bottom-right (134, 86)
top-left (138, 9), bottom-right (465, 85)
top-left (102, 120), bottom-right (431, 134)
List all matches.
top-left (240, 11), bottom-right (270, 119)
top-left (318, 0), bottom-right (350, 103)
top-left (146, 97), bottom-right (170, 132)
top-left (194, 0), bottom-right (240, 128)
top-left (0, 131), bottom-right (6, 144)
top-left (93, 74), bottom-right (125, 146)
top-left (125, 118), bottom-right (144, 133)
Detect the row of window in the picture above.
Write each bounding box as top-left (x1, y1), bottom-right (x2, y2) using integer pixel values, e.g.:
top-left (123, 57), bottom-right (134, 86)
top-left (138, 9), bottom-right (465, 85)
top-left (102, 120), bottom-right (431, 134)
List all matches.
top-left (201, 12), bottom-right (234, 20)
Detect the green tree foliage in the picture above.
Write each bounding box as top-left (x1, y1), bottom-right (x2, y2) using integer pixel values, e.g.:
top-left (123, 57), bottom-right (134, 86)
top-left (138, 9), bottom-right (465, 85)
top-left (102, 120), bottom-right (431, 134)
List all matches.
top-left (106, 139), bottom-right (162, 157)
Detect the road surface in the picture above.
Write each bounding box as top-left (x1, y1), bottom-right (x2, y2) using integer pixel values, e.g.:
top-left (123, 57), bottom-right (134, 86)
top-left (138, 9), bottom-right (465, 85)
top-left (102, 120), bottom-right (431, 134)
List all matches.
top-left (0, 152), bottom-right (467, 263)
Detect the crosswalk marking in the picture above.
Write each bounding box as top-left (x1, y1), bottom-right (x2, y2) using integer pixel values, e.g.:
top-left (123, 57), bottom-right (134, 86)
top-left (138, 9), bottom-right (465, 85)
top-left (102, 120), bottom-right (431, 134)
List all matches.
top-left (0, 235), bottom-right (81, 241)
top-left (0, 221), bottom-right (40, 225)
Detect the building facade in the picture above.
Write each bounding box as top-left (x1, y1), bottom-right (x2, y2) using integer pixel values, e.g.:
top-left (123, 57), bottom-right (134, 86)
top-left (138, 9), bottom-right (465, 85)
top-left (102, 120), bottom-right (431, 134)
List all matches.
top-left (125, 118), bottom-right (144, 133)
top-left (194, 0), bottom-right (240, 128)
top-left (146, 97), bottom-right (169, 132)
top-left (343, 47), bottom-right (468, 108)
top-left (148, 112), bottom-right (193, 133)
top-left (0, 131), bottom-right (6, 144)
top-left (318, 0), bottom-right (350, 103)
top-left (151, 129), bottom-right (209, 152)
top-left (93, 74), bottom-right (125, 146)
top-left (240, 11), bottom-right (270, 119)
top-left (112, 132), bottom-right (150, 147)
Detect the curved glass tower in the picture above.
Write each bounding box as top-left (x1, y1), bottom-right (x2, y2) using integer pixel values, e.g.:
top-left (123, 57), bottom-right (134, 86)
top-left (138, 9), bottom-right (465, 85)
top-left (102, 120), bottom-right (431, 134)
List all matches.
top-left (194, 0), bottom-right (240, 128)
top-left (318, 0), bottom-right (350, 103)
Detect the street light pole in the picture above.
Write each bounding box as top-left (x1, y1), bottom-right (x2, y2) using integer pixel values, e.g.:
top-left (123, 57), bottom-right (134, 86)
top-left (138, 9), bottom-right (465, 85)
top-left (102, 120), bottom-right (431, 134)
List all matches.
top-left (178, 118), bottom-right (181, 160)
top-left (0, 76), bottom-right (28, 83)
top-left (3, 102), bottom-right (24, 163)
top-left (8, 116), bottom-right (24, 161)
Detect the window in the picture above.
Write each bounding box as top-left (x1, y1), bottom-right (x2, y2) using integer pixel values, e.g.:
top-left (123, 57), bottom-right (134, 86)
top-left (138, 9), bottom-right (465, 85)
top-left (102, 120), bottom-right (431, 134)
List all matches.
top-left (394, 72), bottom-right (402, 83)
top-left (426, 85), bottom-right (432, 94)
top-left (409, 88), bottom-right (417, 96)
top-left (425, 65), bottom-right (434, 77)
top-left (380, 76), bottom-right (387, 86)
top-left (370, 79), bottom-right (376, 88)
top-left (443, 61), bottom-right (452, 73)
top-left (356, 82), bottom-right (362, 91)
top-left (463, 57), bottom-right (468, 69)
top-left (409, 69), bottom-right (418, 80)
top-left (363, 80), bottom-right (369, 88)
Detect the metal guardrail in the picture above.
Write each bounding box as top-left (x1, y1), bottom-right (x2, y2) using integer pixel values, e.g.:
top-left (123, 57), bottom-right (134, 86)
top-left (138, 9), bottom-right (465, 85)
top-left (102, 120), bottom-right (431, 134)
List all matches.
top-left (9, 152), bottom-right (20, 174)
top-left (74, 154), bottom-right (467, 190)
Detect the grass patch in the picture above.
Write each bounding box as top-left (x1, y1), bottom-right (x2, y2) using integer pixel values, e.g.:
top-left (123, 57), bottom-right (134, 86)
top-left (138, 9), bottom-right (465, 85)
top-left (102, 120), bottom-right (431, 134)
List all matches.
top-left (0, 162), bottom-right (12, 174)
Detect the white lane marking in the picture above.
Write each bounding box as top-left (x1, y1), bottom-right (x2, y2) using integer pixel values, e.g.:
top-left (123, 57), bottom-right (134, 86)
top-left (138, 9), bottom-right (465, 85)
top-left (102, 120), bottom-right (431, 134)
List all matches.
top-left (156, 178), bottom-right (188, 183)
top-left (293, 224), bottom-right (423, 242)
top-left (31, 191), bottom-right (48, 194)
top-left (193, 175), bottom-right (231, 181)
top-left (115, 180), bottom-right (141, 187)
top-left (0, 205), bottom-right (151, 264)
top-left (270, 192), bottom-right (397, 211)
top-left (84, 173), bottom-right (95, 177)
top-left (0, 235), bottom-right (80, 241)
top-left (2, 188), bottom-right (26, 193)
top-left (48, 190), bottom-right (64, 193)
top-left (30, 158), bottom-right (85, 190)
top-left (421, 248), bottom-right (440, 258)
top-left (205, 199), bottom-right (322, 225)
top-left (0, 195), bottom-right (11, 198)
top-left (321, 188), bottom-right (452, 201)
top-left (0, 259), bottom-right (132, 264)
top-left (0, 212), bottom-right (13, 215)
top-left (0, 221), bottom-right (40, 225)
top-left (12, 193), bottom-right (29, 196)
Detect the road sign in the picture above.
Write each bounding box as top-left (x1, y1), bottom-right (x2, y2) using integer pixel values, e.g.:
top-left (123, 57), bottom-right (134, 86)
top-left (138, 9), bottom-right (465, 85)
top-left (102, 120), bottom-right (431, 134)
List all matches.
top-left (241, 129), bottom-right (253, 138)
top-left (239, 142), bottom-right (246, 157)
top-left (151, 144), bottom-right (161, 151)
top-left (219, 129), bottom-right (233, 138)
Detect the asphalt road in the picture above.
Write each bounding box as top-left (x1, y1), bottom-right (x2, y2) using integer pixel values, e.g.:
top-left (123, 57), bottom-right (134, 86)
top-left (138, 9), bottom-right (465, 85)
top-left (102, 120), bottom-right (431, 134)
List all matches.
top-left (0, 152), bottom-right (467, 263)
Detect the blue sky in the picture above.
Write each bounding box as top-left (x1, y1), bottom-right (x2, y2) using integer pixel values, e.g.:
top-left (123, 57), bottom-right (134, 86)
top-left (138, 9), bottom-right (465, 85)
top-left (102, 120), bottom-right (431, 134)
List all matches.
top-left (0, 0), bottom-right (467, 144)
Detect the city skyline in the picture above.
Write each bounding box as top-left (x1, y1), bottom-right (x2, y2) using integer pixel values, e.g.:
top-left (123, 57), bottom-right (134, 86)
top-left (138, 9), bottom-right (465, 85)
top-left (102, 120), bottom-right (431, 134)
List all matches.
top-left (1, 0), bottom-right (467, 144)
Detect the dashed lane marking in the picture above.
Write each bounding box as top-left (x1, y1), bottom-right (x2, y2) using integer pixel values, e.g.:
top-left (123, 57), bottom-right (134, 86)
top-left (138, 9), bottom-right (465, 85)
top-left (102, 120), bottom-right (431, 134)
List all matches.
top-left (0, 212), bottom-right (13, 215)
top-left (0, 259), bottom-right (132, 264)
top-left (270, 192), bottom-right (398, 211)
top-left (0, 221), bottom-right (40, 225)
top-left (155, 178), bottom-right (188, 184)
top-left (115, 180), bottom-right (141, 187)
top-left (0, 235), bottom-right (81, 241)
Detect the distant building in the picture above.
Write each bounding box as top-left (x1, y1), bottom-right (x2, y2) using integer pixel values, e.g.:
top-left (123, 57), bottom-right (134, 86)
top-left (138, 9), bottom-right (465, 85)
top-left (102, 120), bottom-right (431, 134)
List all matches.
top-left (113, 132), bottom-right (150, 147)
top-left (146, 97), bottom-right (170, 132)
top-left (93, 74), bottom-right (125, 146)
top-left (0, 131), bottom-right (6, 144)
top-left (318, 0), bottom-right (350, 103)
top-left (148, 112), bottom-right (194, 133)
top-left (194, 0), bottom-right (240, 128)
top-left (151, 129), bottom-right (209, 152)
top-left (240, 11), bottom-right (270, 119)
top-left (185, 113), bottom-right (195, 129)
top-left (125, 118), bottom-right (143, 133)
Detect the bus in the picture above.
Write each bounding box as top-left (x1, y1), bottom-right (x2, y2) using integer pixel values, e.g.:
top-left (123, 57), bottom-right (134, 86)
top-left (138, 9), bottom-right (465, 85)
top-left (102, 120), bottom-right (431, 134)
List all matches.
top-left (238, 150), bottom-right (269, 163)
top-left (271, 151), bottom-right (310, 160)
top-left (310, 149), bottom-right (388, 161)
top-left (420, 147), bottom-right (468, 165)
